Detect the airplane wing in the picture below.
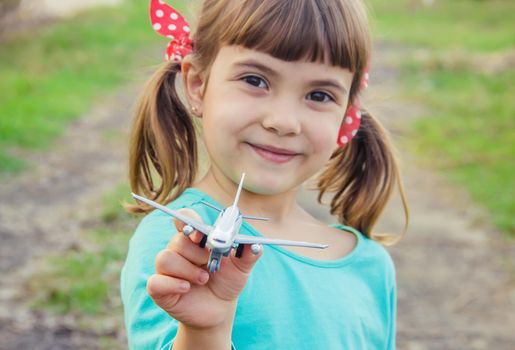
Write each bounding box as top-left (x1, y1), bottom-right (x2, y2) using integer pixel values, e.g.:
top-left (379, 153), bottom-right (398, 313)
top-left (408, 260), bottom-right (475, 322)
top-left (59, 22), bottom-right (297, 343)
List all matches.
top-left (234, 234), bottom-right (328, 249)
top-left (131, 193), bottom-right (214, 236)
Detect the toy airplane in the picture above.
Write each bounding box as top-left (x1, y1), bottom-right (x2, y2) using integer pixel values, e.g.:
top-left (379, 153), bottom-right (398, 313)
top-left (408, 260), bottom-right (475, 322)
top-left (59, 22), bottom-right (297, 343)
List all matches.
top-left (131, 173), bottom-right (328, 273)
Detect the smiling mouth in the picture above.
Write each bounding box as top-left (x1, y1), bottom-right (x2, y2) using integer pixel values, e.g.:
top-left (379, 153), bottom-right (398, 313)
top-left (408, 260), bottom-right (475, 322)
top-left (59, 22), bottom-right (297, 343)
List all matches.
top-left (246, 142), bottom-right (301, 164)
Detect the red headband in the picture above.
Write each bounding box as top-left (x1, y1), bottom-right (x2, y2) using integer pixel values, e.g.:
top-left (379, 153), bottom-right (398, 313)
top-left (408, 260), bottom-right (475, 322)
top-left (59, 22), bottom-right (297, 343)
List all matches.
top-left (149, 0), bottom-right (368, 148)
top-left (337, 69), bottom-right (369, 147)
top-left (150, 0), bottom-right (193, 61)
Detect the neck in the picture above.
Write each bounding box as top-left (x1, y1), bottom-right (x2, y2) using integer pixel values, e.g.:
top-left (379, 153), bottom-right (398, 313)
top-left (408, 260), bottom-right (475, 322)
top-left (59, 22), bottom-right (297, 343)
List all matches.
top-left (194, 169), bottom-right (301, 223)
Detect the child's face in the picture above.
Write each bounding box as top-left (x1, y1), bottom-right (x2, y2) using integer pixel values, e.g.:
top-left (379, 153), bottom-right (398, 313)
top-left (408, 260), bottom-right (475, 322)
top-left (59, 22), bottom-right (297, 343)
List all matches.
top-left (190, 45), bottom-right (353, 195)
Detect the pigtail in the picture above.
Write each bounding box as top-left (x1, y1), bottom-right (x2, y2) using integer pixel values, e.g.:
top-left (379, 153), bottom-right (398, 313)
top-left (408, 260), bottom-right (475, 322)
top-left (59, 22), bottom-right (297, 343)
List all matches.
top-left (126, 61), bottom-right (198, 214)
top-left (317, 109), bottom-right (409, 246)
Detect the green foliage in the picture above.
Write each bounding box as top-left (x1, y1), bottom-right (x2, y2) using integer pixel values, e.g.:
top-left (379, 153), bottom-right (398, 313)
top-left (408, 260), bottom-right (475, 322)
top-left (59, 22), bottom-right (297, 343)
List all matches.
top-left (369, 0), bottom-right (515, 234)
top-left (35, 251), bottom-right (114, 315)
top-left (0, 0), bottom-right (185, 173)
top-left (406, 67), bottom-right (514, 233)
top-left (369, 0), bottom-right (515, 52)
top-left (0, 152), bottom-right (26, 177)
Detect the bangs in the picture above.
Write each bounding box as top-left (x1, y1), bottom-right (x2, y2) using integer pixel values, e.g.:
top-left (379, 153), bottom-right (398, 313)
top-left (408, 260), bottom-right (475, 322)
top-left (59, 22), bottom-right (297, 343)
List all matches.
top-left (219, 0), bottom-right (370, 73)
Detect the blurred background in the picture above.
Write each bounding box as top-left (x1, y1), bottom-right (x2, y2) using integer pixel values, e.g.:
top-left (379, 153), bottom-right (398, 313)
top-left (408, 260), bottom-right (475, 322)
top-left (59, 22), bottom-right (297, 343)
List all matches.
top-left (0, 0), bottom-right (513, 349)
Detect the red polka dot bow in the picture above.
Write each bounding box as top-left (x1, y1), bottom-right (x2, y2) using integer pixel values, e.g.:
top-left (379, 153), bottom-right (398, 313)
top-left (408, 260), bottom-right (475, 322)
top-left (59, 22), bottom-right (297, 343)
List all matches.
top-left (150, 0), bottom-right (193, 62)
top-left (337, 68), bottom-right (370, 147)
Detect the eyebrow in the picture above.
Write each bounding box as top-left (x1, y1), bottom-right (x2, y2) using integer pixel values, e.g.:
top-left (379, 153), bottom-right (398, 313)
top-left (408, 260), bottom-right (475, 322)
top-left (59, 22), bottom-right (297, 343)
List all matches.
top-left (308, 79), bottom-right (348, 94)
top-left (233, 59), bottom-right (348, 94)
top-left (233, 59), bottom-right (279, 78)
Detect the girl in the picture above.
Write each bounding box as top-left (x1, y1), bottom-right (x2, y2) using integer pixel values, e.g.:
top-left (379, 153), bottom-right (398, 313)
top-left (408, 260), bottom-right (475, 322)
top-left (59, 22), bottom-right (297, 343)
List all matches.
top-left (122, 0), bottom-right (409, 349)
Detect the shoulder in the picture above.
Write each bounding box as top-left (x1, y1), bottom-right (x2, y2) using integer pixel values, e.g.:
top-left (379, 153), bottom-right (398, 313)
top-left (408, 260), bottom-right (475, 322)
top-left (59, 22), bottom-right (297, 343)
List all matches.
top-left (334, 224), bottom-right (396, 287)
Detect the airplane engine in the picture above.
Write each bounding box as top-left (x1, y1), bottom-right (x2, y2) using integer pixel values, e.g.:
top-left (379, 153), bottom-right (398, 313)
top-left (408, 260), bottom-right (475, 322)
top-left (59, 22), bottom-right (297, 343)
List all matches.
top-left (250, 244), bottom-right (262, 255)
top-left (183, 225), bottom-right (194, 236)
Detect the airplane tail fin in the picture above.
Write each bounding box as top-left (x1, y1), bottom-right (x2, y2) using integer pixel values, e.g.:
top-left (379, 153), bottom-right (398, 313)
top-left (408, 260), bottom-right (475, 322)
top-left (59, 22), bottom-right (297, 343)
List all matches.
top-left (233, 173), bottom-right (246, 207)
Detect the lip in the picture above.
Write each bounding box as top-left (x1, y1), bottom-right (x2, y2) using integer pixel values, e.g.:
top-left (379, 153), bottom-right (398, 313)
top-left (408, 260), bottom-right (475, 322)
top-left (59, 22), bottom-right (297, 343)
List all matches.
top-left (246, 142), bottom-right (301, 164)
top-left (251, 143), bottom-right (299, 155)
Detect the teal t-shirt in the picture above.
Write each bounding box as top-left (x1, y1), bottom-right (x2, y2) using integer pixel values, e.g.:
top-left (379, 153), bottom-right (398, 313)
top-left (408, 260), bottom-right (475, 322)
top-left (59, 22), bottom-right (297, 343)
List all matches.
top-left (121, 189), bottom-right (396, 349)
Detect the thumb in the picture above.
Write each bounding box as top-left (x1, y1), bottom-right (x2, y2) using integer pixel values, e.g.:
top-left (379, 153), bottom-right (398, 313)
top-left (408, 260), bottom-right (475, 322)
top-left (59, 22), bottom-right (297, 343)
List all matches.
top-left (229, 244), bottom-right (262, 274)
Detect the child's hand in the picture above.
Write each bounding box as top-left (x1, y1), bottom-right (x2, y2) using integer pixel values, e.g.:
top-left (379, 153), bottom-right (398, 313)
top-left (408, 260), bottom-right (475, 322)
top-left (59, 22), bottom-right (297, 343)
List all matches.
top-left (146, 208), bottom-right (261, 330)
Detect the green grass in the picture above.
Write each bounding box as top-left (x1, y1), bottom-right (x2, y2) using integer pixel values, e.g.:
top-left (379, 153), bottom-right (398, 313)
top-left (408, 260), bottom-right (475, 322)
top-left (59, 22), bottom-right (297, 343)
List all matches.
top-left (28, 183), bottom-right (137, 317)
top-left (405, 66), bottom-right (515, 233)
top-left (0, 0), bottom-right (186, 174)
top-left (0, 152), bottom-right (26, 174)
top-left (369, 0), bottom-right (515, 52)
top-left (34, 246), bottom-right (123, 315)
top-left (369, 0), bottom-right (515, 234)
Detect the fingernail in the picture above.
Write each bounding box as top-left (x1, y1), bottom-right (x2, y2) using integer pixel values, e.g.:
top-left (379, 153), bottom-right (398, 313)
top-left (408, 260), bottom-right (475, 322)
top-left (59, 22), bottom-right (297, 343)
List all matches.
top-left (179, 281), bottom-right (190, 291)
top-left (199, 271), bottom-right (209, 284)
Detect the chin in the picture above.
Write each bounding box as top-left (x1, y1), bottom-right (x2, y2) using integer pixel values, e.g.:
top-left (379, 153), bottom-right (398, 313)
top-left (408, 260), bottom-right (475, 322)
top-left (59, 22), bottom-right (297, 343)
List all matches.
top-left (242, 170), bottom-right (303, 196)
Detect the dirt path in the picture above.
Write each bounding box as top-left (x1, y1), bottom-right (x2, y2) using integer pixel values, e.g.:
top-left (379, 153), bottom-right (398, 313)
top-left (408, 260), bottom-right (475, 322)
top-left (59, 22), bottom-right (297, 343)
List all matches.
top-left (0, 42), bottom-right (514, 349)
top-left (0, 87), bottom-right (134, 349)
top-left (370, 43), bottom-right (515, 349)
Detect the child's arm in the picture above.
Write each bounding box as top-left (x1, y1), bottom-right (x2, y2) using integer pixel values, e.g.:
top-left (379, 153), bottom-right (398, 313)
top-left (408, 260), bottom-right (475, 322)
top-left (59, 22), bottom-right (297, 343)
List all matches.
top-left (147, 208), bottom-right (261, 350)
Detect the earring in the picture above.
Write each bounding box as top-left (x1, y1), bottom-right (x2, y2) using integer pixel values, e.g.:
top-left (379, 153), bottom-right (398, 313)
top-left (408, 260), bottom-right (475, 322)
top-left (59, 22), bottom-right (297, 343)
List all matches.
top-left (191, 106), bottom-right (198, 114)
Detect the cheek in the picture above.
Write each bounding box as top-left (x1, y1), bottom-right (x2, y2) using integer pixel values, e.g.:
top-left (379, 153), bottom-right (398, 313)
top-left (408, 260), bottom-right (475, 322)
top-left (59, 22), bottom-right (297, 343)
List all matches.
top-left (305, 118), bottom-right (340, 155)
top-left (202, 98), bottom-right (258, 144)
top-left (200, 107), bottom-right (247, 161)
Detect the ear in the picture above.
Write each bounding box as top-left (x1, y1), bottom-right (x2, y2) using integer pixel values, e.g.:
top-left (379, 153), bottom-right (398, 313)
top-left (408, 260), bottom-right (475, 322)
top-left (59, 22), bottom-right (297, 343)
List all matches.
top-left (181, 57), bottom-right (205, 117)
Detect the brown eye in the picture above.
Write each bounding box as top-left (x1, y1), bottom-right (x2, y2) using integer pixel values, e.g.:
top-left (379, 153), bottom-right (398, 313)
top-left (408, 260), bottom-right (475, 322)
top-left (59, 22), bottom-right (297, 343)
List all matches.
top-left (307, 91), bottom-right (333, 102)
top-left (243, 75), bottom-right (268, 89)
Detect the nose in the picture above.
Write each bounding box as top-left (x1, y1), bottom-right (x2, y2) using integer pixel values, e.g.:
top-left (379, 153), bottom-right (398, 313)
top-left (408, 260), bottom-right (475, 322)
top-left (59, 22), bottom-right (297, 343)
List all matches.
top-left (261, 96), bottom-right (301, 136)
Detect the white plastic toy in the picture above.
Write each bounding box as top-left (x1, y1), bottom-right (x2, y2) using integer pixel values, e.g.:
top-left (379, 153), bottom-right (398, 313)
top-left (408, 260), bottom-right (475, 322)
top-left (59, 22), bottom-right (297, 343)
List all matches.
top-left (132, 173), bottom-right (328, 273)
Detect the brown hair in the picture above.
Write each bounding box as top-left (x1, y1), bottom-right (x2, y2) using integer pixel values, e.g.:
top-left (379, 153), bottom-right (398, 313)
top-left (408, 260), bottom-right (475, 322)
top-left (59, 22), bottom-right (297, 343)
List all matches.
top-left (127, 0), bottom-right (409, 244)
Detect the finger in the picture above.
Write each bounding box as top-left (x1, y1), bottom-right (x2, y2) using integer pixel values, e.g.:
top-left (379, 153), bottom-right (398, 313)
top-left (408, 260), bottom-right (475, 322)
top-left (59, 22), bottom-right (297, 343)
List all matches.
top-left (168, 231), bottom-right (210, 266)
top-left (173, 208), bottom-right (201, 230)
top-left (172, 216), bottom-right (205, 244)
top-left (147, 273), bottom-right (190, 302)
top-left (229, 244), bottom-right (262, 274)
top-left (172, 208), bottom-right (206, 245)
top-left (189, 230), bottom-right (205, 245)
top-left (155, 249), bottom-right (210, 285)
top-left (173, 208), bottom-right (202, 232)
